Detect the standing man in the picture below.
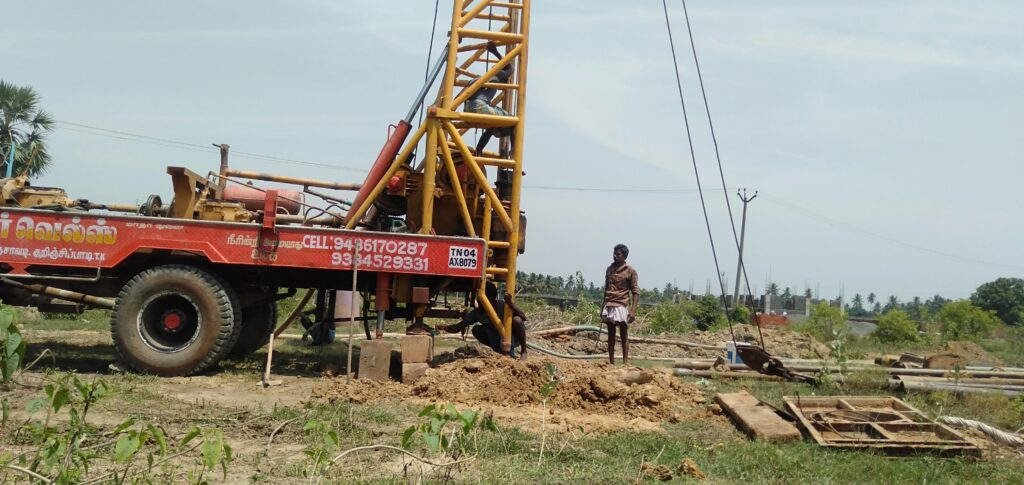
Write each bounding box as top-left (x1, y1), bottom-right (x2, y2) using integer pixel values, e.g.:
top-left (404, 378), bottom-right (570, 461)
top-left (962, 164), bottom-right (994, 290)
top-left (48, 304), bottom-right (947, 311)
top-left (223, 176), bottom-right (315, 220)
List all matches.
top-left (602, 244), bottom-right (639, 365)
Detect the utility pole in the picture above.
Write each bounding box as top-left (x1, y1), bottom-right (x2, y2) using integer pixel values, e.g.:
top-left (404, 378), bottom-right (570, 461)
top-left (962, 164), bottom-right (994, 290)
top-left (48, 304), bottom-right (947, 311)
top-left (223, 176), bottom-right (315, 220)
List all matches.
top-left (732, 188), bottom-right (758, 306)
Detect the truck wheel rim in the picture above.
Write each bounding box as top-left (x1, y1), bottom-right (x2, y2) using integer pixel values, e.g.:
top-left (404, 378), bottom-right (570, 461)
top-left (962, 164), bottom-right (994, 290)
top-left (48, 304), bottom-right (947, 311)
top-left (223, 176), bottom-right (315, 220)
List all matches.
top-left (137, 292), bottom-right (202, 353)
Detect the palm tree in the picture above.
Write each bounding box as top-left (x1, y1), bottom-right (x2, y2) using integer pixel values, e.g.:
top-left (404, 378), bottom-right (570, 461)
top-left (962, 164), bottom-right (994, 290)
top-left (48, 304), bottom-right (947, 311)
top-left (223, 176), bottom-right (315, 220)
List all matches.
top-left (867, 293), bottom-right (877, 306)
top-left (883, 295), bottom-right (900, 314)
top-left (850, 294), bottom-right (866, 316)
top-left (0, 81), bottom-right (55, 177)
top-left (852, 293), bottom-right (864, 308)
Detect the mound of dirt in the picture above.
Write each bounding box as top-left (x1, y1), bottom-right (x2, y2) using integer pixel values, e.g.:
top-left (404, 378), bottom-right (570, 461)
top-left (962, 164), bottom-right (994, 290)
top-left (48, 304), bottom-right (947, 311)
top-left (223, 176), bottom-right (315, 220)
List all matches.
top-left (940, 341), bottom-right (1003, 367)
top-left (311, 350), bottom-right (708, 432)
top-left (532, 324), bottom-right (830, 360)
top-left (411, 354), bottom-right (705, 422)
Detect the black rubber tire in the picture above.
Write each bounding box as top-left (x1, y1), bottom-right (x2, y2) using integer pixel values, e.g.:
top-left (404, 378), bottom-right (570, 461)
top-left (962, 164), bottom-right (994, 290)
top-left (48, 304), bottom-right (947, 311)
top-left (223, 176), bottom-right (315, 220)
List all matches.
top-left (226, 302), bottom-right (277, 359)
top-left (110, 265), bottom-right (239, 376)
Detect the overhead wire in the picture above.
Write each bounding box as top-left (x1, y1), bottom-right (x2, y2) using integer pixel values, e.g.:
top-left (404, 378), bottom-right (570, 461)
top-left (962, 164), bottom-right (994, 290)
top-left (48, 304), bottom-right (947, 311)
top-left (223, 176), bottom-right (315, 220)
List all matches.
top-left (678, 0), bottom-right (764, 349)
top-left (55, 121), bottom-right (1018, 273)
top-left (57, 120), bottom-right (365, 172)
top-left (417, 0), bottom-right (443, 129)
top-left (660, 0), bottom-right (736, 343)
top-left (759, 193), bottom-right (1024, 272)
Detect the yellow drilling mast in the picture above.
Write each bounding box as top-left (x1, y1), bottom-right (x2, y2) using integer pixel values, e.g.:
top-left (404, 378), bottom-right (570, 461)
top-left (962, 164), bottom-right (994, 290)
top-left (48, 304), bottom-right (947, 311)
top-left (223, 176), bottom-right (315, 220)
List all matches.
top-left (345, 0), bottom-right (530, 352)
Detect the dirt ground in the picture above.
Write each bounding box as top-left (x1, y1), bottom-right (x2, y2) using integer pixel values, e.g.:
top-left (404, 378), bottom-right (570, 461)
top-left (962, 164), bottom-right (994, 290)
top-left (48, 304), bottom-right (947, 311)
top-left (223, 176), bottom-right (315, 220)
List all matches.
top-left (942, 340), bottom-right (1004, 367)
top-left (5, 323), bottom-right (1020, 483)
top-left (312, 348), bottom-right (711, 434)
top-left (532, 324), bottom-right (831, 360)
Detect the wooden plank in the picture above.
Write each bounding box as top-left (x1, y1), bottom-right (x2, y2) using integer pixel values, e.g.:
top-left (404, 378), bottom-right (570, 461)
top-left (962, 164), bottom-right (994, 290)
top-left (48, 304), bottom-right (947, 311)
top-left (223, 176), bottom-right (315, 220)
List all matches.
top-left (714, 391), bottom-right (801, 442)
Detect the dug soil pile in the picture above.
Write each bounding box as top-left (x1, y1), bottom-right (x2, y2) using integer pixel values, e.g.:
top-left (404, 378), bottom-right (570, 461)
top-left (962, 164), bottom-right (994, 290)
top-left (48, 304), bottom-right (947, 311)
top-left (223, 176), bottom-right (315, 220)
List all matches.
top-left (938, 341), bottom-right (1003, 367)
top-left (312, 350), bottom-right (709, 432)
top-left (534, 324), bottom-right (830, 360)
top-left (412, 353), bottom-right (705, 421)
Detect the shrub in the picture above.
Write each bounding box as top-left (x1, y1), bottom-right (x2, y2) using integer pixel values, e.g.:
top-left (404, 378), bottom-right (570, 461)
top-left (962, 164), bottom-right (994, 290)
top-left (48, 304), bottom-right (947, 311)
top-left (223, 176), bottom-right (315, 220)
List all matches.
top-left (938, 300), bottom-right (1001, 341)
top-left (644, 301), bottom-right (693, 334)
top-left (0, 304), bottom-right (23, 385)
top-left (728, 305), bottom-right (751, 325)
top-left (872, 310), bottom-right (918, 343)
top-left (797, 302), bottom-right (848, 342)
top-left (690, 295), bottom-right (726, 331)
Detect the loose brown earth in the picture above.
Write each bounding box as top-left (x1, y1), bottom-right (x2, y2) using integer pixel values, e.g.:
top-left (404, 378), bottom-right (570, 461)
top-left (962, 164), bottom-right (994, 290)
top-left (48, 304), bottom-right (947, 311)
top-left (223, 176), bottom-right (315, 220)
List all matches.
top-left (941, 340), bottom-right (1003, 367)
top-left (312, 348), bottom-right (711, 433)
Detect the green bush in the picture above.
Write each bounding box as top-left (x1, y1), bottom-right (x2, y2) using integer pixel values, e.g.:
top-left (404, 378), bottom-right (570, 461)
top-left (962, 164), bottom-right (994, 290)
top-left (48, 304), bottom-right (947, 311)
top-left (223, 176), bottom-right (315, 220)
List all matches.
top-left (568, 299), bottom-right (602, 326)
top-left (872, 310), bottom-right (918, 343)
top-left (0, 304), bottom-right (23, 385)
top-left (690, 295), bottom-right (726, 331)
top-left (938, 300), bottom-right (1001, 341)
top-left (728, 305), bottom-right (751, 325)
top-left (644, 301), bottom-right (693, 334)
top-left (796, 302), bottom-right (848, 342)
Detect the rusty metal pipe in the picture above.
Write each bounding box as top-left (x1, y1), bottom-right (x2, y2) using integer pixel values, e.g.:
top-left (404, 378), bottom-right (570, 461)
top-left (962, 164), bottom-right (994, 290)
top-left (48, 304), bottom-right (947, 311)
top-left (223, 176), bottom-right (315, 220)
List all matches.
top-left (222, 169), bottom-right (361, 191)
top-left (0, 277), bottom-right (115, 309)
top-left (275, 214), bottom-right (342, 226)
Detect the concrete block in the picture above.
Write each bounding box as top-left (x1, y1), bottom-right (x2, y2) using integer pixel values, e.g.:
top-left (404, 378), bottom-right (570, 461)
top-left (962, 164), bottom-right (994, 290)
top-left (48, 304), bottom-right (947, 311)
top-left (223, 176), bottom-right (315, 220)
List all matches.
top-left (358, 341), bottom-right (394, 381)
top-left (402, 363), bottom-right (430, 384)
top-left (401, 335), bottom-right (434, 363)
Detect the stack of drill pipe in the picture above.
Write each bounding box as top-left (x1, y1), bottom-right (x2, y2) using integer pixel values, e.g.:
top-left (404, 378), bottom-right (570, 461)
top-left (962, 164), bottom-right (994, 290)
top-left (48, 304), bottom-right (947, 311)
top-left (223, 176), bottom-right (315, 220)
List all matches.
top-left (674, 360), bottom-right (1024, 377)
top-left (891, 376), bottom-right (1024, 396)
top-left (530, 325), bottom-right (721, 350)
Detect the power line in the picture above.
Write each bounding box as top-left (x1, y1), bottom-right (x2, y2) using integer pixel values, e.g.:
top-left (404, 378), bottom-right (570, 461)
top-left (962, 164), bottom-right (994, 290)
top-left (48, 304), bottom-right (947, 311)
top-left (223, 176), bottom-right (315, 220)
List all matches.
top-left (54, 123), bottom-right (1021, 271)
top-left (521, 185), bottom-right (715, 193)
top-left (760, 193), bottom-right (1024, 271)
top-left (57, 120), bottom-right (366, 172)
top-left (661, 0), bottom-right (737, 343)
top-left (679, 0), bottom-right (757, 307)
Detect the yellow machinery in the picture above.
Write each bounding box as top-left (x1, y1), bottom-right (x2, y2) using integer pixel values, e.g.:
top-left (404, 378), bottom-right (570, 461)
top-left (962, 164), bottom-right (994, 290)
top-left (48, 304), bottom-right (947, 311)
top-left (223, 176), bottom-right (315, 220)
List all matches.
top-left (345, 0), bottom-right (530, 352)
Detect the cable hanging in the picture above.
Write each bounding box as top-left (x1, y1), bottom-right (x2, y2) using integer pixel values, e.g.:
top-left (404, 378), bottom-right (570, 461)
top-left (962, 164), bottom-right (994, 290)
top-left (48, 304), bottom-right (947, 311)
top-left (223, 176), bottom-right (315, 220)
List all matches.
top-left (659, 0), bottom-right (736, 344)
top-left (678, 0), bottom-right (764, 349)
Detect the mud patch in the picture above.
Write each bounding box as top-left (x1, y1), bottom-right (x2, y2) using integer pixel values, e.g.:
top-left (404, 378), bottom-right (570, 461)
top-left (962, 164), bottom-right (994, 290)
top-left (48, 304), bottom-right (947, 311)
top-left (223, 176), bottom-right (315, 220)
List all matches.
top-left (309, 377), bottom-right (408, 403)
top-left (941, 341), bottom-right (1003, 367)
top-left (412, 354), bottom-right (704, 422)
top-left (313, 350), bottom-right (708, 433)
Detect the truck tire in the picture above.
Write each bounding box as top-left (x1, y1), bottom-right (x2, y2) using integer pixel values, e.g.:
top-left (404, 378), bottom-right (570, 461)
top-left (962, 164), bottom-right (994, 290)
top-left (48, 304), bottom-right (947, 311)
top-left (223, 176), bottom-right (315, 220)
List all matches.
top-left (111, 265), bottom-right (239, 376)
top-left (226, 302), bottom-right (277, 359)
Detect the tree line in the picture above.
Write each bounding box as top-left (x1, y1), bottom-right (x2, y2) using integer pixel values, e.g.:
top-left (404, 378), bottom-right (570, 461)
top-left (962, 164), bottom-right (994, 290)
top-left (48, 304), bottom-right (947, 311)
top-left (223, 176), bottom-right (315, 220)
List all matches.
top-left (514, 270), bottom-right (685, 305)
top-left (844, 277), bottom-right (1024, 327)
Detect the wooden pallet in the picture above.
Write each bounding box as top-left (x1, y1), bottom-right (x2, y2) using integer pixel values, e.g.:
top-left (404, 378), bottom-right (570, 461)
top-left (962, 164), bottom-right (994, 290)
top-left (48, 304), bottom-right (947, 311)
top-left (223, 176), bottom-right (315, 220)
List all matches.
top-left (783, 396), bottom-right (979, 456)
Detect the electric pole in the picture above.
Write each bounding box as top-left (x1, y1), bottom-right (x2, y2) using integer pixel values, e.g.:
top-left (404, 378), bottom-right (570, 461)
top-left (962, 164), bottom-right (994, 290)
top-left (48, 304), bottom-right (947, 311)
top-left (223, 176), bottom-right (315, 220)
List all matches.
top-left (733, 188), bottom-right (758, 306)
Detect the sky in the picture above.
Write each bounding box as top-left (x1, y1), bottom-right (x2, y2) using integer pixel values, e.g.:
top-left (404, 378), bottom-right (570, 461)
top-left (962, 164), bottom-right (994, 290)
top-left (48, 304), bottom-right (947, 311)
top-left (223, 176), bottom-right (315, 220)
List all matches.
top-left (2, 0), bottom-right (1022, 302)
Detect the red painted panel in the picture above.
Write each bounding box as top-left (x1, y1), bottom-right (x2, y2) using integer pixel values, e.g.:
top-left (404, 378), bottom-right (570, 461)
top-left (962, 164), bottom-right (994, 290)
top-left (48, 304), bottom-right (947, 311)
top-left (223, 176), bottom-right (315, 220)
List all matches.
top-left (0, 208), bottom-right (485, 278)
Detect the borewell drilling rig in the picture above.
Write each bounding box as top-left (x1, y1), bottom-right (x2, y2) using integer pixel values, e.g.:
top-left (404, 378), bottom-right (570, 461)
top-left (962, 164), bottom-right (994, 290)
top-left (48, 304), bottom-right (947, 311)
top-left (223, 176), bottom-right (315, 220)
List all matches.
top-left (0, 0), bottom-right (531, 376)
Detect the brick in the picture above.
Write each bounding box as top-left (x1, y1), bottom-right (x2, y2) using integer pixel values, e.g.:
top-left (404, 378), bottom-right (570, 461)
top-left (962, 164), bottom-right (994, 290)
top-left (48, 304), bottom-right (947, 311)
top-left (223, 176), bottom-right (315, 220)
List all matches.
top-left (358, 341), bottom-right (394, 381)
top-left (402, 363), bottom-right (430, 384)
top-left (401, 335), bottom-right (434, 363)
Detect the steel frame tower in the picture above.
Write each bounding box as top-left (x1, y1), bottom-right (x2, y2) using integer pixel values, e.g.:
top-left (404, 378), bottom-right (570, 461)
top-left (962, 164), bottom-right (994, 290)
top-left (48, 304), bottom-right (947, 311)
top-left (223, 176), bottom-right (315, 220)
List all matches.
top-left (346, 0), bottom-right (530, 351)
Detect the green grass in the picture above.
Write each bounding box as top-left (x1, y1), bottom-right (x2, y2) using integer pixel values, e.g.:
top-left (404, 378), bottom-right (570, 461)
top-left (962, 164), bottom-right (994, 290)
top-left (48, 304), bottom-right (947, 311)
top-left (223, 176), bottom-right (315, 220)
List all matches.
top-left (464, 421), bottom-right (1024, 484)
top-left (22, 310), bottom-right (111, 332)
top-left (8, 304), bottom-right (1024, 484)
